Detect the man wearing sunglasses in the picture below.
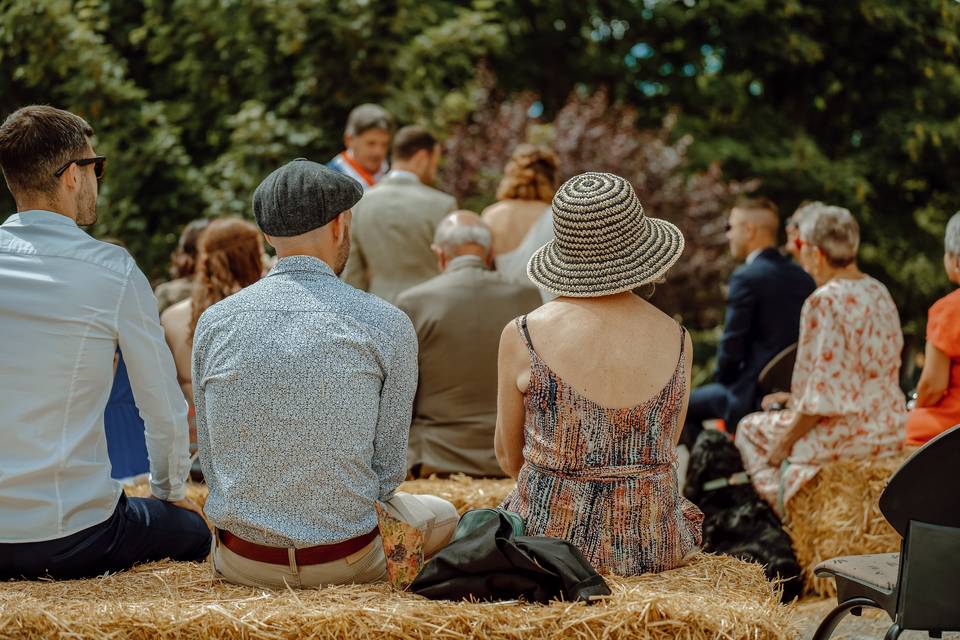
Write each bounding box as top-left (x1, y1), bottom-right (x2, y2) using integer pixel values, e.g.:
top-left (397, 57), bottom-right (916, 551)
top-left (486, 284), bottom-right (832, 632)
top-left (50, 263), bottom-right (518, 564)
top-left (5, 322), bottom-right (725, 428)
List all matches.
top-left (0, 105), bottom-right (210, 579)
top-left (682, 198), bottom-right (815, 447)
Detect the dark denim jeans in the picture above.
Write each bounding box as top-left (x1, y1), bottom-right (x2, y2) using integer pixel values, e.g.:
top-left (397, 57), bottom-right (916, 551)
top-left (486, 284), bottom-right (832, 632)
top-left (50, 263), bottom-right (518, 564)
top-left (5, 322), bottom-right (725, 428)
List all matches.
top-left (0, 493), bottom-right (211, 580)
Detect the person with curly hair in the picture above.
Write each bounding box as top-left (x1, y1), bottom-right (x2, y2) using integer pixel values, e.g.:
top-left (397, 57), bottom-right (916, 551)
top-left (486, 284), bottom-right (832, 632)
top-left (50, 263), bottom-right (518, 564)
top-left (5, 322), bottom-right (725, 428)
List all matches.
top-left (161, 217), bottom-right (264, 414)
top-left (154, 218), bottom-right (210, 313)
top-left (482, 145), bottom-right (559, 299)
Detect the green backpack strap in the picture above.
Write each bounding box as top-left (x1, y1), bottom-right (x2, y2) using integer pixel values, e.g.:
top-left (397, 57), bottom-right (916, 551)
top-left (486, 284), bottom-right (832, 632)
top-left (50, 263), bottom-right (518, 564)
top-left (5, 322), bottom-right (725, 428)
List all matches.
top-left (452, 508), bottom-right (525, 542)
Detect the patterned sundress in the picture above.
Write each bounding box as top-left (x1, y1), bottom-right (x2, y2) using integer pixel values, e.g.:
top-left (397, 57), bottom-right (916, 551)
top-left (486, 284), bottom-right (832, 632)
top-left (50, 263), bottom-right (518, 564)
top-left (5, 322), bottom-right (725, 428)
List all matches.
top-left (501, 316), bottom-right (703, 575)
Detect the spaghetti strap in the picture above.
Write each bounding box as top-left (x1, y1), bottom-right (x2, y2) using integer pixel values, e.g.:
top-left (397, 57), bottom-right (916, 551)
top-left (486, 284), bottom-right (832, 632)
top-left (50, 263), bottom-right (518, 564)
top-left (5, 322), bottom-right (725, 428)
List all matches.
top-left (515, 315), bottom-right (535, 352)
top-left (677, 326), bottom-right (687, 375)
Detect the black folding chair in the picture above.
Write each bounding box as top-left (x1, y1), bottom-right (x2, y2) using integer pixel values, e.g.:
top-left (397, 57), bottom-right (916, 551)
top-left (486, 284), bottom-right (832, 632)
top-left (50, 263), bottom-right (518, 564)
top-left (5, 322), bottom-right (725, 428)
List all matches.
top-left (757, 343), bottom-right (797, 395)
top-left (812, 425), bottom-right (960, 640)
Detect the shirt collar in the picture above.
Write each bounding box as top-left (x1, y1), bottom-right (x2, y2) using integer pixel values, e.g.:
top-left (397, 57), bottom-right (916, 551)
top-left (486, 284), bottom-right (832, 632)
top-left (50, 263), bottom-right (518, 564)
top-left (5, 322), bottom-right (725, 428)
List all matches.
top-left (746, 248), bottom-right (764, 264)
top-left (385, 169), bottom-right (420, 184)
top-left (344, 151), bottom-right (389, 179)
top-left (445, 255), bottom-right (488, 274)
top-left (3, 209), bottom-right (79, 228)
top-left (267, 255), bottom-right (337, 278)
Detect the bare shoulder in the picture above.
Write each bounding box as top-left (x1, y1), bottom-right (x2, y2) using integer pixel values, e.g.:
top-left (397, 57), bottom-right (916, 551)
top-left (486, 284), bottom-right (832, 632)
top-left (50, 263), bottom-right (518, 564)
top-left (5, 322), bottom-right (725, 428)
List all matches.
top-left (499, 316), bottom-right (528, 360)
top-left (481, 201), bottom-right (510, 222)
top-left (160, 298), bottom-right (190, 326)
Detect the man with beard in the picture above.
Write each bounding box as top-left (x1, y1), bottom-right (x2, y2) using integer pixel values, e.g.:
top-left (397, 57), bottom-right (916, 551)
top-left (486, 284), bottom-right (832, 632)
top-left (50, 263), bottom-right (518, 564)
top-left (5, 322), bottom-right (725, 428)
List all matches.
top-left (192, 159), bottom-right (458, 588)
top-left (0, 105), bottom-right (209, 579)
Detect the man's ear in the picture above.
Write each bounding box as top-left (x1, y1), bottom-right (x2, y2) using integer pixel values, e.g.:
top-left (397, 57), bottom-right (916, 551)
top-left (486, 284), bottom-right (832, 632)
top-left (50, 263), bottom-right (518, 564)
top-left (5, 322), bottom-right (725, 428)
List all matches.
top-left (343, 132), bottom-right (353, 151)
top-left (62, 162), bottom-right (82, 193)
top-left (431, 244), bottom-right (445, 270)
top-left (333, 211), bottom-right (352, 243)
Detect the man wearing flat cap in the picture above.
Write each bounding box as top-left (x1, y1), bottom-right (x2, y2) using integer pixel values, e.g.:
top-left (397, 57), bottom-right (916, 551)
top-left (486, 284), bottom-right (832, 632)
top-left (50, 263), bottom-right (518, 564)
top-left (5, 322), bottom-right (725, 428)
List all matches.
top-left (192, 159), bottom-right (459, 588)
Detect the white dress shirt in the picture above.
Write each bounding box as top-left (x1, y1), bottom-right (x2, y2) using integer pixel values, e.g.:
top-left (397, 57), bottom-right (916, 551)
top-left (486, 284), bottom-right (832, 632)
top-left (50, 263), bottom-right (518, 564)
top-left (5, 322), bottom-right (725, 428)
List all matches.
top-left (0, 210), bottom-right (190, 542)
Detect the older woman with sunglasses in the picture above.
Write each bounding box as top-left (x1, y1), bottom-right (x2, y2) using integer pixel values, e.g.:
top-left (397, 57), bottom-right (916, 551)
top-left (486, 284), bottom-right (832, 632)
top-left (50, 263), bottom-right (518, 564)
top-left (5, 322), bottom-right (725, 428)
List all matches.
top-left (735, 204), bottom-right (905, 515)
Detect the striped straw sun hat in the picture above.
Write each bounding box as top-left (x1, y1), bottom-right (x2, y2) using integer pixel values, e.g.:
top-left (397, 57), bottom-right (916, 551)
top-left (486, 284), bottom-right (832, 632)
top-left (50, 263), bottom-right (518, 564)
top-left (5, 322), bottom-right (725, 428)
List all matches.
top-left (527, 172), bottom-right (685, 298)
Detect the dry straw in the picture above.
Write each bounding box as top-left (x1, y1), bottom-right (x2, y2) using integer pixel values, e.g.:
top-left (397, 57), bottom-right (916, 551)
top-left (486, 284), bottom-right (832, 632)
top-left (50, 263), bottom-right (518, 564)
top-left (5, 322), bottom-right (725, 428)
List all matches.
top-left (398, 475), bottom-right (516, 514)
top-left (0, 554), bottom-right (795, 640)
top-left (123, 474), bottom-right (515, 517)
top-left (785, 453), bottom-right (908, 597)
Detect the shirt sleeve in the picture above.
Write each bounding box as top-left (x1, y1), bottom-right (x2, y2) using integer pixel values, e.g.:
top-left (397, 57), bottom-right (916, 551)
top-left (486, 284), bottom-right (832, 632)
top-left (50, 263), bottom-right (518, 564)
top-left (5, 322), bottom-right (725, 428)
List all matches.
top-left (715, 270), bottom-right (757, 384)
top-left (927, 292), bottom-right (960, 358)
top-left (190, 314), bottom-right (211, 486)
top-left (117, 263), bottom-right (190, 501)
top-left (792, 292), bottom-right (859, 417)
top-left (372, 314), bottom-right (419, 500)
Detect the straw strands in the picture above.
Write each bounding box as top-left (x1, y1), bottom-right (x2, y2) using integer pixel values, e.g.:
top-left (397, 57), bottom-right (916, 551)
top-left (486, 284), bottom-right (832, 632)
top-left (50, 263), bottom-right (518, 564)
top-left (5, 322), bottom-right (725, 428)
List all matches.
top-left (0, 553), bottom-right (796, 640)
top-left (399, 475), bottom-right (516, 514)
top-left (784, 453), bottom-right (908, 597)
top-left (123, 475), bottom-right (514, 516)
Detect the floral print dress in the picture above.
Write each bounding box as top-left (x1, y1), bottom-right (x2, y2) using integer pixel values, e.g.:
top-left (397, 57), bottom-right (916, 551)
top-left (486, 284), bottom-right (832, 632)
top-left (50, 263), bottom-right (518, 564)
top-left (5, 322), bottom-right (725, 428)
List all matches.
top-left (735, 276), bottom-right (906, 515)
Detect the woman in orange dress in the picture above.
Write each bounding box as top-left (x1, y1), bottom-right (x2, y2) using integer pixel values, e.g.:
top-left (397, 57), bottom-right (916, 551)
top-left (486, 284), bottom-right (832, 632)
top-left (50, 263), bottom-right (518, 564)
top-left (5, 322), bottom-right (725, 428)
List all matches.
top-left (735, 204), bottom-right (905, 515)
top-left (906, 212), bottom-right (960, 445)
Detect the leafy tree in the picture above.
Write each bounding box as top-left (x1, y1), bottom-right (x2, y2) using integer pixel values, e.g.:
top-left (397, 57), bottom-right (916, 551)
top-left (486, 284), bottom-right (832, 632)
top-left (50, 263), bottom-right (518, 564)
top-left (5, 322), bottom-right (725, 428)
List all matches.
top-left (1, 0), bottom-right (957, 352)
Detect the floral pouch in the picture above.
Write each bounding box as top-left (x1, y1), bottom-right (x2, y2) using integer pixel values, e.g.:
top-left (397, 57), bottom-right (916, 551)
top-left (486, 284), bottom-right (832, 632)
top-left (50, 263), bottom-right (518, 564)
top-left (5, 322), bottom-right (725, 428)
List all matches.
top-left (374, 501), bottom-right (425, 590)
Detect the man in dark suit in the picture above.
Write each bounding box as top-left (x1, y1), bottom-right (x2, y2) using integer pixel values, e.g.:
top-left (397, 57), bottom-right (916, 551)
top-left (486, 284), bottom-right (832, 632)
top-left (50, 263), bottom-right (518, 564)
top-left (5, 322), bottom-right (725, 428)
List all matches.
top-left (683, 198), bottom-right (816, 446)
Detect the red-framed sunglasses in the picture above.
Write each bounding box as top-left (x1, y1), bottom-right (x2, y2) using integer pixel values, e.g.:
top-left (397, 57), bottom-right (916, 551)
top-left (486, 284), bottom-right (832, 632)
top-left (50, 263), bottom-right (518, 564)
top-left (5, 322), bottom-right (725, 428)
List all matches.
top-left (53, 156), bottom-right (106, 181)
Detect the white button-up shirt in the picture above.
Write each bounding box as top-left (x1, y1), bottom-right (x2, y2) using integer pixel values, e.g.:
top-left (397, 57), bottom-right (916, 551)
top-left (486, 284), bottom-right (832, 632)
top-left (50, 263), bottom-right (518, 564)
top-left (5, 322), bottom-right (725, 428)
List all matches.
top-left (0, 210), bottom-right (189, 542)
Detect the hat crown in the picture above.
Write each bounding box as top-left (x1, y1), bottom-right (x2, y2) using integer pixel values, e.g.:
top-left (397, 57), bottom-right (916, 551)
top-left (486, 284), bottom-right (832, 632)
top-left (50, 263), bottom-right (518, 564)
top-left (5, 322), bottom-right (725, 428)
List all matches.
top-left (252, 159), bottom-right (363, 237)
top-left (550, 172), bottom-right (646, 256)
top-left (526, 171), bottom-right (685, 298)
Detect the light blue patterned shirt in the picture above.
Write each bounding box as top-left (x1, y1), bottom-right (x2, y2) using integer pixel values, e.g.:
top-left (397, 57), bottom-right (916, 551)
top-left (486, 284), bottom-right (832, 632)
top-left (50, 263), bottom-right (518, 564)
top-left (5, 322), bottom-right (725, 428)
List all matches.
top-left (192, 255), bottom-right (418, 547)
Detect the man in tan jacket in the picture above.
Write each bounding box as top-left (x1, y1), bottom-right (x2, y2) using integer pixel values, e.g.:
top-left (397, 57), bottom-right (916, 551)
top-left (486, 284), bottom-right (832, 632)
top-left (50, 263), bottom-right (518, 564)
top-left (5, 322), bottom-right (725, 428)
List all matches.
top-left (342, 126), bottom-right (457, 303)
top-left (396, 212), bottom-right (542, 478)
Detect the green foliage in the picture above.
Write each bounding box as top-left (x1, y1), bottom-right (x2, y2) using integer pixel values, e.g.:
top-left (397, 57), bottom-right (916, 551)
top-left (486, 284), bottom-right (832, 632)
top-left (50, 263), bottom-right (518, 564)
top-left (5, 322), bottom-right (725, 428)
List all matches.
top-left (1, 0), bottom-right (958, 345)
top-left (0, 0), bottom-right (506, 278)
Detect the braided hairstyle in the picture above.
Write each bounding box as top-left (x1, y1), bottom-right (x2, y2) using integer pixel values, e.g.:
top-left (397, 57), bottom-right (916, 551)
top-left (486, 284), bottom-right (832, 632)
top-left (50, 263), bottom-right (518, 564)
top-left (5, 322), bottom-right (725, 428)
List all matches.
top-left (189, 217), bottom-right (263, 339)
top-left (495, 144), bottom-right (560, 203)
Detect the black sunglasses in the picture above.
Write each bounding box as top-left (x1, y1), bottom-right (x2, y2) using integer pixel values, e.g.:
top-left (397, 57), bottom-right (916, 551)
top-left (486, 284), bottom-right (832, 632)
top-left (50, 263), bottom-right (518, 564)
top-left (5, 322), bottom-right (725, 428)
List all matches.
top-left (53, 156), bottom-right (106, 180)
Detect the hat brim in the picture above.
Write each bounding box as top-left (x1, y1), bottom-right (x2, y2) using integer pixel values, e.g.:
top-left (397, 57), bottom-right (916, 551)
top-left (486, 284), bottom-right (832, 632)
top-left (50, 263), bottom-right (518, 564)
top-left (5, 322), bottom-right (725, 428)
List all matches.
top-left (526, 217), bottom-right (685, 298)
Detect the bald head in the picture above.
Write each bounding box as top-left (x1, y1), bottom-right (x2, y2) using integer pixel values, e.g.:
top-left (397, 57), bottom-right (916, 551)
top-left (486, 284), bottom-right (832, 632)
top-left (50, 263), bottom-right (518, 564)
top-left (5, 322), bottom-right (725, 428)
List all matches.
top-left (726, 199), bottom-right (780, 260)
top-left (432, 210), bottom-right (493, 268)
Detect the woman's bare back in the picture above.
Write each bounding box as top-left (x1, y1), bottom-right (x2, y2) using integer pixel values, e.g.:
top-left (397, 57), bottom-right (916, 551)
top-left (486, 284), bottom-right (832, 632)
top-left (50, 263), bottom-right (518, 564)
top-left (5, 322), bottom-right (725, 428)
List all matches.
top-left (482, 199), bottom-right (551, 256)
top-left (520, 293), bottom-right (688, 410)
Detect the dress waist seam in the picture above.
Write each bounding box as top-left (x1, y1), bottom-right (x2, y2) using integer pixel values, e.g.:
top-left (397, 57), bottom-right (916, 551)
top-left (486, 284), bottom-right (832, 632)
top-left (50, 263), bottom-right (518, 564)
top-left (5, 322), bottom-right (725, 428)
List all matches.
top-left (524, 460), bottom-right (673, 482)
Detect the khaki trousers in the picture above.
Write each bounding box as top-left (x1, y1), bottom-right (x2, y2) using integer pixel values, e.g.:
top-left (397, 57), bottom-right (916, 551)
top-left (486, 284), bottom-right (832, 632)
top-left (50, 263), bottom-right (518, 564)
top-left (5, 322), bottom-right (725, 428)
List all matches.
top-left (213, 492), bottom-right (459, 589)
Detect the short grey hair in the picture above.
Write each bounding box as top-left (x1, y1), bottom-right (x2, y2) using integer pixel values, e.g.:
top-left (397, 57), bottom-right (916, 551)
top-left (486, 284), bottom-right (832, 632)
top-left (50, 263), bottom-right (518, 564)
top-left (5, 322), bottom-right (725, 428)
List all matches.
top-left (787, 201), bottom-right (825, 230)
top-left (945, 212), bottom-right (960, 256)
top-left (433, 221), bottom-right (492, 255)
top-left (344, 104), bottom-right (394, 137)
top-left (798, 203), bottom-right (860, 267)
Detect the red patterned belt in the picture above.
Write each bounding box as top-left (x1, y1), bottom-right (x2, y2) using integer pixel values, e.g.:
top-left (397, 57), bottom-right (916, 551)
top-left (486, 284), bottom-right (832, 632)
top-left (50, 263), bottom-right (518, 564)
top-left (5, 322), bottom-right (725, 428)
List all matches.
top-left (217, 527), bottom-right (379, 566)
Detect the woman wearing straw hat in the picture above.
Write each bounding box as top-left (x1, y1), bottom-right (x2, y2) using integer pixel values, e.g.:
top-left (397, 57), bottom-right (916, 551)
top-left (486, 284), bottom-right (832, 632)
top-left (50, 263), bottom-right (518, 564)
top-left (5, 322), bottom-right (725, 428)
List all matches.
top-left (495, 172), bottom-right (703, 575)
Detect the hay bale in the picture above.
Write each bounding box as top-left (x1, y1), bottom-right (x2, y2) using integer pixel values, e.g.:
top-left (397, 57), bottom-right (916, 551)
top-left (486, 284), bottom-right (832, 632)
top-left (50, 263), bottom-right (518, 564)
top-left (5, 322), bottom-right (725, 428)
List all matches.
top-left (399, 474), bottom-right (516, 514)
top-left (0, 554), bottom-right (796, 639)
top-left (122, 476), bottom-right (513, 517)
top-left (785, 453), bottom-right (908, 597)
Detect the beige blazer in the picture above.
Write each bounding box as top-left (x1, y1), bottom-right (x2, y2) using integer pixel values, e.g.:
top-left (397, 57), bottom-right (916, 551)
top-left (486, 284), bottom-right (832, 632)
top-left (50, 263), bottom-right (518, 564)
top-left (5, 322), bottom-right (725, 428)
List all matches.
top-left (342, 172), bottom-right (457, 303)
top-left (396, 256), bottom-right (543, 477)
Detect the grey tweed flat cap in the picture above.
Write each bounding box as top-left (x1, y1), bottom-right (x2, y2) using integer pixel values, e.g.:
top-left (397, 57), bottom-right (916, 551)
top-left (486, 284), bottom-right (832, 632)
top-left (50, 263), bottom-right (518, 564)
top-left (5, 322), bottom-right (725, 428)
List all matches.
top-left (252, 158), bottom-right (364, 237)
